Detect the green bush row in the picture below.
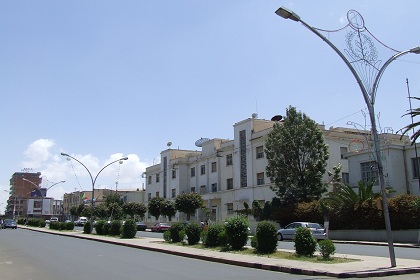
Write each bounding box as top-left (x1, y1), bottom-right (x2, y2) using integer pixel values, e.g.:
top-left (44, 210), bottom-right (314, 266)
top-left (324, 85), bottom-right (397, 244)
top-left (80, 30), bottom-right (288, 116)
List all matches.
top-left (93, 219), bottom-right (137, 238)
top-left (50, 221), bottom-right (75, 231)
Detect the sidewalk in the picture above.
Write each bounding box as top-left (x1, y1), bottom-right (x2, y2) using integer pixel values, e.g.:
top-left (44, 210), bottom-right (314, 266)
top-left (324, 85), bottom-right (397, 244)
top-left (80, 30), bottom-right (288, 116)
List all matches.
top-left (21, 226), bottom-right (420, 278)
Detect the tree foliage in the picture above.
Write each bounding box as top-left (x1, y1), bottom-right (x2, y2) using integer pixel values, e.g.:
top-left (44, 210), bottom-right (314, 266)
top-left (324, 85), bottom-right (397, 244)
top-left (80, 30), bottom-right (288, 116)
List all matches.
top-left (148, 196), bottom-right (165, 220)
top-left (160, 200), bottom-right (176, 221)
top-left (174, 192), bottom-right (204, 221)
top-left (265, 106), bottom-right (329, 204)
top-left (401, 96), bottom-right (420, 144)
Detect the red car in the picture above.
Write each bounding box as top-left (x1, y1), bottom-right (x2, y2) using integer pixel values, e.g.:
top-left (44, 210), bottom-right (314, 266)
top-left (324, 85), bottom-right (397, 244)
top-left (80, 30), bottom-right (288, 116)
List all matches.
top-left (151, 222), bottom-right (171, 232)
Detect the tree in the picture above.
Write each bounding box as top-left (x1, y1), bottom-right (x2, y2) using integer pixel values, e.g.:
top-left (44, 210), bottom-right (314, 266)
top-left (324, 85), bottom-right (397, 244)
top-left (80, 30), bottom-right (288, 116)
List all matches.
top-left (122, 202), bottom-right (137, 219)
top-left (265, 106), bottom-right (329, 204)
top-left (133, 203), bottom-right (147, 220)
top-left (401, 96), bottom-right (420, 144)
top-left (148, 196), bottom-right (165, 220)
top-left (174, 192), bottom-right (204, 221)
top-left (105, 193), bottom-right (122, 206)
top-left (251, 200), bottom-right (263, 221)
top-left (94, 203), bottom-right (109, 219)
top-left (160, 200), bottom-right (176, 221)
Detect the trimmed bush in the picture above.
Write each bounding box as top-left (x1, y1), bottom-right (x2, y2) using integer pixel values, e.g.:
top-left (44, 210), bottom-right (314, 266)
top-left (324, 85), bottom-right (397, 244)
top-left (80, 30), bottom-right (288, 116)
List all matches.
top-left (294, 226), bottom-right (318, 256)
top-left (225, 216), bottom-right (249, 250)
top-left (121, 219), bottom-right (137, 238)
top-left (204, 224), bottom-right (224, 247)
top-left (185, 223), bottom-right (201, 245)
top-left (250, 235), bottom-right (258, 248)
top-left (110, 220), bottom-right (122, 236)
top-left (169, 222), bottom-right (185, 243)
top-left (65, 222), bottom-right (75, 230)
top-left (217, 229), bottom-right (228, 247)
top-left (83, 221), bottom-right (92, 234)
top-left (59, 222), bottom-right (67, 230)
top-left (95, 220), bottom-right (106, 235)
top-left (255, 221), bottom-right (278, 253)
top-left (318, 239), bottom-right (336, 260)
top-left (103, 223), bottom-right (111, 235)
top-left (163, 230), bottom-right (171, 242)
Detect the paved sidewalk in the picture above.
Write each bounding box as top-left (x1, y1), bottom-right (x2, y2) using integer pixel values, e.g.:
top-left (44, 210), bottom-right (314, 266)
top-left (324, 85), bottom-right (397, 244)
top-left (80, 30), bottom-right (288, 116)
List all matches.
top-left (21, 226), bottom-right (420, 278)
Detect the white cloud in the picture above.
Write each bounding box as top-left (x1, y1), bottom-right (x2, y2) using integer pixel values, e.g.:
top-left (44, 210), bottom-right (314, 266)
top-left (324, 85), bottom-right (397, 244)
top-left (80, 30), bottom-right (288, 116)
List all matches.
top-left (19, 139), bottom-right (148, 200)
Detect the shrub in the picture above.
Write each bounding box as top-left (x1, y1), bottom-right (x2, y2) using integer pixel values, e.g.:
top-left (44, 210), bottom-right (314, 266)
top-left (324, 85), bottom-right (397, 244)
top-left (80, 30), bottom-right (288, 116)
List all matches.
top-left (224, 216), bottom-right (249, 250)
top-left (103, 223), bottom-right (111, 235)
top-left (218, 228), bottom-right (229, 247)
top-left (110, 220), bottom-right (122, 236)
top-left (121, 219), bottom-right (137, 238)
top-left (49, 221), bottom-right (58, 230)
top-left (65, 222), bottom-right (75, 230)
top-left (250, 235), bottom-right (258, 248)
top-left (204, 224), bottom-right (224, 247)
top-left (185, 223), bottom-right (201, 245)
top-left (169, 222), bottom-right (185, 243)
top-left (83, 221), bottom-right (92, 234)
top-left (200, 230), bottom-right (208, 244)
top-left (39, 220), bottom-right (46, 228)
top-left (95, 220), bottom-right (106, 235)
top-left (318, 239), bottom-right (335, 260)
top-left (163, 230), bottom-right (171, 242)
top-left (294, 226), bottom-right (318, 256)
top-left (255, 221), bottom-right (278, 253)
top-left (59, 222), bottom-right (67, 230)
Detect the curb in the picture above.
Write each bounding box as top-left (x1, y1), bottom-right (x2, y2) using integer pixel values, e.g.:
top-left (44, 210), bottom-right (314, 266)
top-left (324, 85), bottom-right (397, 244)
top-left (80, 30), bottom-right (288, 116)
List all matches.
top-left (20, 227), bottom-right (420, 278)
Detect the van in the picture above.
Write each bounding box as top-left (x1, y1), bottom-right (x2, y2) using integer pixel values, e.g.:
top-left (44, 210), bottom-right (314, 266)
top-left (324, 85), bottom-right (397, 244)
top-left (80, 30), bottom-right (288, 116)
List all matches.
top-left (75, 217), bottom-right (88, 226)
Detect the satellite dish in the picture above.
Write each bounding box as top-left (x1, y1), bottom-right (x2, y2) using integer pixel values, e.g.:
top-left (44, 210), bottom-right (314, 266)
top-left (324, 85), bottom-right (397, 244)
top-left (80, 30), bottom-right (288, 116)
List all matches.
top-left (167, 142), bottom-right (172, 147)
top-left (271, 115), bottom-right (283, 122)
top-left (195, 137), bottom-right (210, 147)
top-left (251, 113), bottom-right (258, 119)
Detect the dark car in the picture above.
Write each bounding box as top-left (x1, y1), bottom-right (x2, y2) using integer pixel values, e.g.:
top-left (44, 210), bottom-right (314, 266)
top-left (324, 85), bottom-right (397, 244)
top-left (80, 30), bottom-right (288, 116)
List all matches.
top-left (136, 221), bottom-right (147, 231)
top-left (3, 219), bottom-right (17, 229)
top-left (151, 222), bottom-right (171, 232)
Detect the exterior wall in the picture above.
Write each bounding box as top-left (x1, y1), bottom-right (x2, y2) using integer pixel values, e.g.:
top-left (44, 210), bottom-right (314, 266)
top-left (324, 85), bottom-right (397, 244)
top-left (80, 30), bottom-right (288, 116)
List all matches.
top-left (347, 143), bottom-right (420, 196)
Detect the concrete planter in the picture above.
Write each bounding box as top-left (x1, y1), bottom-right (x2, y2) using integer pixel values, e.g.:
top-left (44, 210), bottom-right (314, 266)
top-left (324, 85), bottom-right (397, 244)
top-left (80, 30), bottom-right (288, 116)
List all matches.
top-left (328, 229), bottom-right (420, 244)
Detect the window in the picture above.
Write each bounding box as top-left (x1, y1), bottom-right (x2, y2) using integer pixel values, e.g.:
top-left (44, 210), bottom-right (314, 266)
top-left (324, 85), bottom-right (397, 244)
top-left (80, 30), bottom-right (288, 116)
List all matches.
top-left (226, 154), bottom-right (233, 166)
top-left (191, 167), bottom-right (195, 177)
top-left (256, 146), bottom-right (264, 159)
top-left (340, 147), bottom-right (348, 159)
top-left (257, 172), bottom-right (265, 185)
top-left (200, 185), bottom-right (206, 194)
top-left (148, 193), bottom-right (151, 201)
top-left (155, 192), bottom-right (159, 197)
top-left (171, 188), bottom-right (176, 198)
top-left (342, 172), bottom-right (349, 184)
top-left (156, 173), bottom-right (160, 183)
top-left (360, 161), bottom-right (378, 185)
top-left (227, 203), bottom-right (234, 215)
top-left (190, 187), bottom-right (196, 193)
top-left (148, 176), bottom-right (152, 185)
top-left (412, 157), bottom-right (420, 179)
top-left (211, 162), bottom-right (217, 172)
top-left (172, 169), bottom-right (176, 179)
top-left (211, 183), bottom-right (217, 192)
top-left (227, 178), bottom-right (233, 190)
top-left (200, 165), bottom-right (206, 175)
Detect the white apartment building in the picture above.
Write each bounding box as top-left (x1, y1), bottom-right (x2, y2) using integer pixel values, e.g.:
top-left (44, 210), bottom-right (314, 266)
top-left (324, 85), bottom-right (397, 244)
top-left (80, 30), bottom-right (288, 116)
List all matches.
top-left (145, 116), bottom-right (409, 224)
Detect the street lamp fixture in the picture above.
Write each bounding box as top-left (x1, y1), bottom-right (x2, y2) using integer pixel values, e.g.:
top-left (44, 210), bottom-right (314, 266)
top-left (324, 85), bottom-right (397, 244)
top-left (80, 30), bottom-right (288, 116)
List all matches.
top-left (275, 6), bottom-right (420, 267)
top-left (60, 152), bottom-right (128, 226)
top-left (23, 178), bottom-right (65, 217)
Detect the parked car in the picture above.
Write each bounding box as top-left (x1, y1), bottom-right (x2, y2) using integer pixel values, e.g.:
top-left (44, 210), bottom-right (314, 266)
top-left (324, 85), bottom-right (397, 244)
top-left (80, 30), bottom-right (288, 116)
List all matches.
top-left (3, 219), bottom-right (17, 229)
top-left (151, 222), bottom-right (171, 232)
top-left (75, 217), bottom-right (88, 226)
top-left (136, 221), bottom-right (147, 231)
top-left (277, 222), bottom-right (327, 241)
top-left (50, 217), bottom-right (59, 223)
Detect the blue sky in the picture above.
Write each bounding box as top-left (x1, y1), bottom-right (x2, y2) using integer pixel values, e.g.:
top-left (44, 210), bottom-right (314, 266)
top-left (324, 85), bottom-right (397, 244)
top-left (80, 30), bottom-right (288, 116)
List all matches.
top-left (1, 1), bottom-right (419, 213)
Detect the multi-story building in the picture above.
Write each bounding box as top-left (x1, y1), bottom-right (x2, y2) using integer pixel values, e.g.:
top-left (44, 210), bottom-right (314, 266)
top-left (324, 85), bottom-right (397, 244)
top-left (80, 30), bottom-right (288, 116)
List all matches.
top-left (144, 116), bottom-right (410, 224)
top-left (6, 172), bottom-right (43, 219)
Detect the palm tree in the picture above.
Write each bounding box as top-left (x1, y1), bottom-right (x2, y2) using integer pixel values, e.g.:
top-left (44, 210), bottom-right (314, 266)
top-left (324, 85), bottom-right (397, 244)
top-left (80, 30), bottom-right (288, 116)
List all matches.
top-left (401, 97), bottom-right (420, 144)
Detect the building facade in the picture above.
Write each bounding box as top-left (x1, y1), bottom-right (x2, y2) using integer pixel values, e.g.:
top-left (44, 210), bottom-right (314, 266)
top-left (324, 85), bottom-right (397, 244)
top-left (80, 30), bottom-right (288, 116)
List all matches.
top-left (144, 117), bottom-right (390, 224)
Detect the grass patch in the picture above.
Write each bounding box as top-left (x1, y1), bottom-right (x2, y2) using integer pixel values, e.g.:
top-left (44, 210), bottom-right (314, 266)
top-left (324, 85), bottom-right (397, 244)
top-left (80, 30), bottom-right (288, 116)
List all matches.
top-left (162, 241), bottom-right (358, 264)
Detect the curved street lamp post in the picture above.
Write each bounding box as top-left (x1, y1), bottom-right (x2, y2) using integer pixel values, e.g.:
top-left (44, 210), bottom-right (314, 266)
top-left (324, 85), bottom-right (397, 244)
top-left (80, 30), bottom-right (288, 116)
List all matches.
top-left (60, 153), bottom-right (128, 225)
top-left (23, 178), bottom-right (65, 217)
top-left (275, 6), bottom-right (420, 267)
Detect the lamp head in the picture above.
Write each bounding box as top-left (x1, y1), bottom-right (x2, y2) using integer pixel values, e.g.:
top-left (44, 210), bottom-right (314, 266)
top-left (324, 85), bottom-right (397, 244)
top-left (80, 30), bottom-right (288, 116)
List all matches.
top-left (275, 6), bottom-right (300, 22)
top-left (60, 152), bottom-right (69, 157)
top-left (410, 46), bottom-right (420, 54)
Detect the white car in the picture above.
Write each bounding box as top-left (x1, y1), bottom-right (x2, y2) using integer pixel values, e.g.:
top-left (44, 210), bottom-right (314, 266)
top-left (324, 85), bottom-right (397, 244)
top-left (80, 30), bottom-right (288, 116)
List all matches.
top-left (277, 222), bottom-right (327, 241)
top-left (50, 217), bottom-right (59, 223)
top-left (75, 217), bottom-right (88, 226)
